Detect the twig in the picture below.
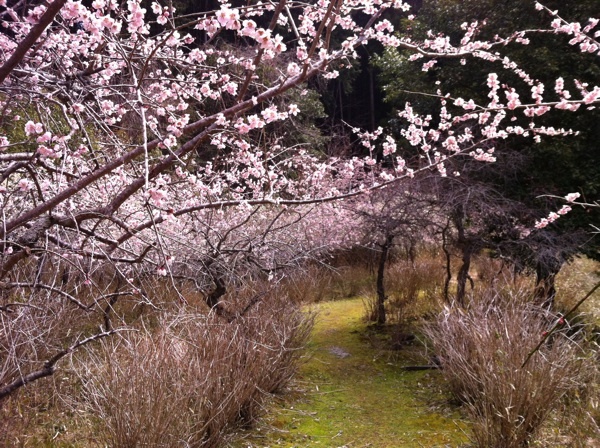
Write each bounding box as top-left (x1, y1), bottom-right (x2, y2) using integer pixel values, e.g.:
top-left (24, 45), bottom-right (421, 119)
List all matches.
top-left (522, 279), bottom-right (600, 368)
top-left (0, 328), bottom-right (130, 400)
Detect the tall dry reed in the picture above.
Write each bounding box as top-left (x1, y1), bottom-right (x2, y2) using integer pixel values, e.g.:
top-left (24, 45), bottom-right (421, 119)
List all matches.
top-left (425, 288), bottom-right (594, 448)
top-left (76, 293), bottom-right (312, 448)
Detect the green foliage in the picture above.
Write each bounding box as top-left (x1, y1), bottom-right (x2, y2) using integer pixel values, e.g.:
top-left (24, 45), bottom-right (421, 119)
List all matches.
top-left (375, 0), bottom-right (600, 263)
top-left (276, 86), bottom-right (330, 153)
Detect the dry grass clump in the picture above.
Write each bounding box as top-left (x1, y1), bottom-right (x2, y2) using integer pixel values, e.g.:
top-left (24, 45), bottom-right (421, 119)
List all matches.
top-left (425, 288), bottom-right (595, 448)
top-left (0, 296), bottom-right (93, 402)
top-left (363, 255), bottom-right (445, 330)
top-left (330, 264), bottom-right (375, 299)
top-left (75, 293), bottom-right (313, 448)
top-left (555, 257), bottom-right (600, 322)
top-left (278, 264), bottom-right (336, 303)
top-left (279, 263), bottom-right (376, 303)
top-left (385, 256), bottom-right (445, 322)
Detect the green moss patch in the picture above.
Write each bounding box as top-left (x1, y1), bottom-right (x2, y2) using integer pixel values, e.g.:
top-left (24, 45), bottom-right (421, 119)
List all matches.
top-left (231, 298), bottom-right (468, 447)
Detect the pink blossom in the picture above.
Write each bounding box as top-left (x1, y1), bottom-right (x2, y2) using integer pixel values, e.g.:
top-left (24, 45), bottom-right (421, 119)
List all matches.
top-left (24, 121), bottom-right (43, 136)
top-left (565, 192), bottom-right (581, 202)
top-left (147, 188), bottom-right (168, 207)
top-left (442, 136), bottom-right (460, 152)
top-left (240, 20), bottom-right (257, 37)
top-left (156, 14), bottom-right (167, 25)
top-left (547, 212), bottom-right (559, 222)
top-left (127, 0), bottom-right (147, 34)
top-left (162, 135), bottom-right (177, 148)
top-left (531, 83), bottom-right (545, 103)
top-left (166, 31), bottom-right (181, 47)
top-left (487, 73), bottom-right (499, 90)
top-left (505, 88), bottom-right (521, 110)
top-left (61, 2), bottom-right (82, 21)
top-left (261, 107), bottom-right (279, 123)
top-left (223, 82), bottom-right (238, 95)
top-left (583, 86), bottom-right (600, 104)
top-left (247, 115), bottom-right (264, 129)
top-left (36, 132), bottom-right (52, 143)
top-left (196, 18), bottom-right (219, 36)
top-left (422, 59), bottom-right (437, 71)
top-left (469, 148), bottom-right (496, 162)
top-left (18, 179), bottom-right (32, 192)
top-left (272, 34), bottom-right (286, 53)
top-left (37, 145), bottom-right (51, 156)
top-left (288, 104), bottom-right (300, 116)
top-left (234, 120), bottom-right (251, 134)
top-left (0, 136), bottom-right (9, 151)
top-left (216, 7), bottom-right (239, 30)
top-left (463, 99), bottom-right (477, 110)
top-left (296, 46), bottom-right (308, 61)
top-left (382, 136), bottom-right (396, 156)
top-left (287, 62), bottom-right (301, 77)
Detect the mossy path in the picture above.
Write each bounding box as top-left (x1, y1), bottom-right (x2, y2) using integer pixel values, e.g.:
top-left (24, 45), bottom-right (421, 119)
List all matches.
top-left (232, 298), bottom-right (468, 447)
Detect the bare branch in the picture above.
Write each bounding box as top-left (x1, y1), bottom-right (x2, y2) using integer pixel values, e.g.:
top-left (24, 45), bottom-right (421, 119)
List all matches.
top-left (0, 328), bottom-right (130, 400)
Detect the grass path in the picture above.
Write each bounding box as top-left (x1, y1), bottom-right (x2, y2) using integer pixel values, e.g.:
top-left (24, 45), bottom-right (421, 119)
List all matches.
top-left (232, 298), bottom-right (467, 448)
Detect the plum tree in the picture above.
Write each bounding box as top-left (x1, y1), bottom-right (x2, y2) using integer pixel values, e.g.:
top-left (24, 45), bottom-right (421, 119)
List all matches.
top-left (0, 0), bottom-right (598, 399)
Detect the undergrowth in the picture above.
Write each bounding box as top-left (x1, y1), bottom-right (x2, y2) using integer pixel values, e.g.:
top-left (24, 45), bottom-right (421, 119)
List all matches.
top-left (3, 254), bottom-right (600, 447)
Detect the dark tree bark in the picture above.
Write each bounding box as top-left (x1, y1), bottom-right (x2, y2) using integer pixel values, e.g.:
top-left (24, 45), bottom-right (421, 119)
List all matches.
top-left (533, 258), bottom-right (562, 309)
top-left (205, 275), bottom-right (228, 317)
top-left (376, 234), bottom-right (394, 324)
top-left (452, 207), bottom-right (475, 306)
top-left (456, 245), bottom-right (475, 306)
top-left (441, 220), bottom-right (452, 304)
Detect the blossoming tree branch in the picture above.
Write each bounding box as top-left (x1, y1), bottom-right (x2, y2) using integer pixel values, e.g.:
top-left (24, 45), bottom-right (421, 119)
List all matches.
top-left (0, 0), bottom-right (598, 398)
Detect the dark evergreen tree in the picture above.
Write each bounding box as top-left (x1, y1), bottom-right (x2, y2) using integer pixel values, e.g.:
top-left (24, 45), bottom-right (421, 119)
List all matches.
top-left (375, 0), bottom-right (600, 305)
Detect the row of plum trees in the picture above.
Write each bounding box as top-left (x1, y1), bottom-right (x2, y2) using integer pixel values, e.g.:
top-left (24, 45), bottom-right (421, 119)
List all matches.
top-left (0, 0), bottom-right (598, 404)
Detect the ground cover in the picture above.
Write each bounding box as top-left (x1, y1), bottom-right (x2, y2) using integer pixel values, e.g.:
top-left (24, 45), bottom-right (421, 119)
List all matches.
top-left (5, 257), bottom-right (599, 447)
top-left (231, 298), bottom-right (467, 448)
top-left (556, 257), bottom-right (600, 324)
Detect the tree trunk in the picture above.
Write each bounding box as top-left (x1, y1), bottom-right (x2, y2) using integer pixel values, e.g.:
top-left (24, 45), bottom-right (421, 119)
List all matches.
top-left (534, 260), bottom-right (562, 309)
top-left (452, 208), bottom-right (475, 306)
top-left (376, 234), bottom-right (394, 324)
top-left (456, 246), bottom-right (474, 306)
top-left (441, 220), bottom-right (452, 304)
top-left (205, 276), bottom-right (231, 319)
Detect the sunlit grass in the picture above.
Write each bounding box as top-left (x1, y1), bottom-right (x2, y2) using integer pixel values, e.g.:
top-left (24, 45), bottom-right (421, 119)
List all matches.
top-left (231, 298), bottom-right (468, 448)
top-left (556, 256), bottom-right (600, 324)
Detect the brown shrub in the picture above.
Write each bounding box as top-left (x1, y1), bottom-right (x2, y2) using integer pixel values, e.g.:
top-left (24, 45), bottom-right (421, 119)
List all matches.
top-left (75, 293), bottom-right (313, 448)
top-left (363, 255), bottom-right (445, 329)
top-left (425, 288), bottom-right (595, 448)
